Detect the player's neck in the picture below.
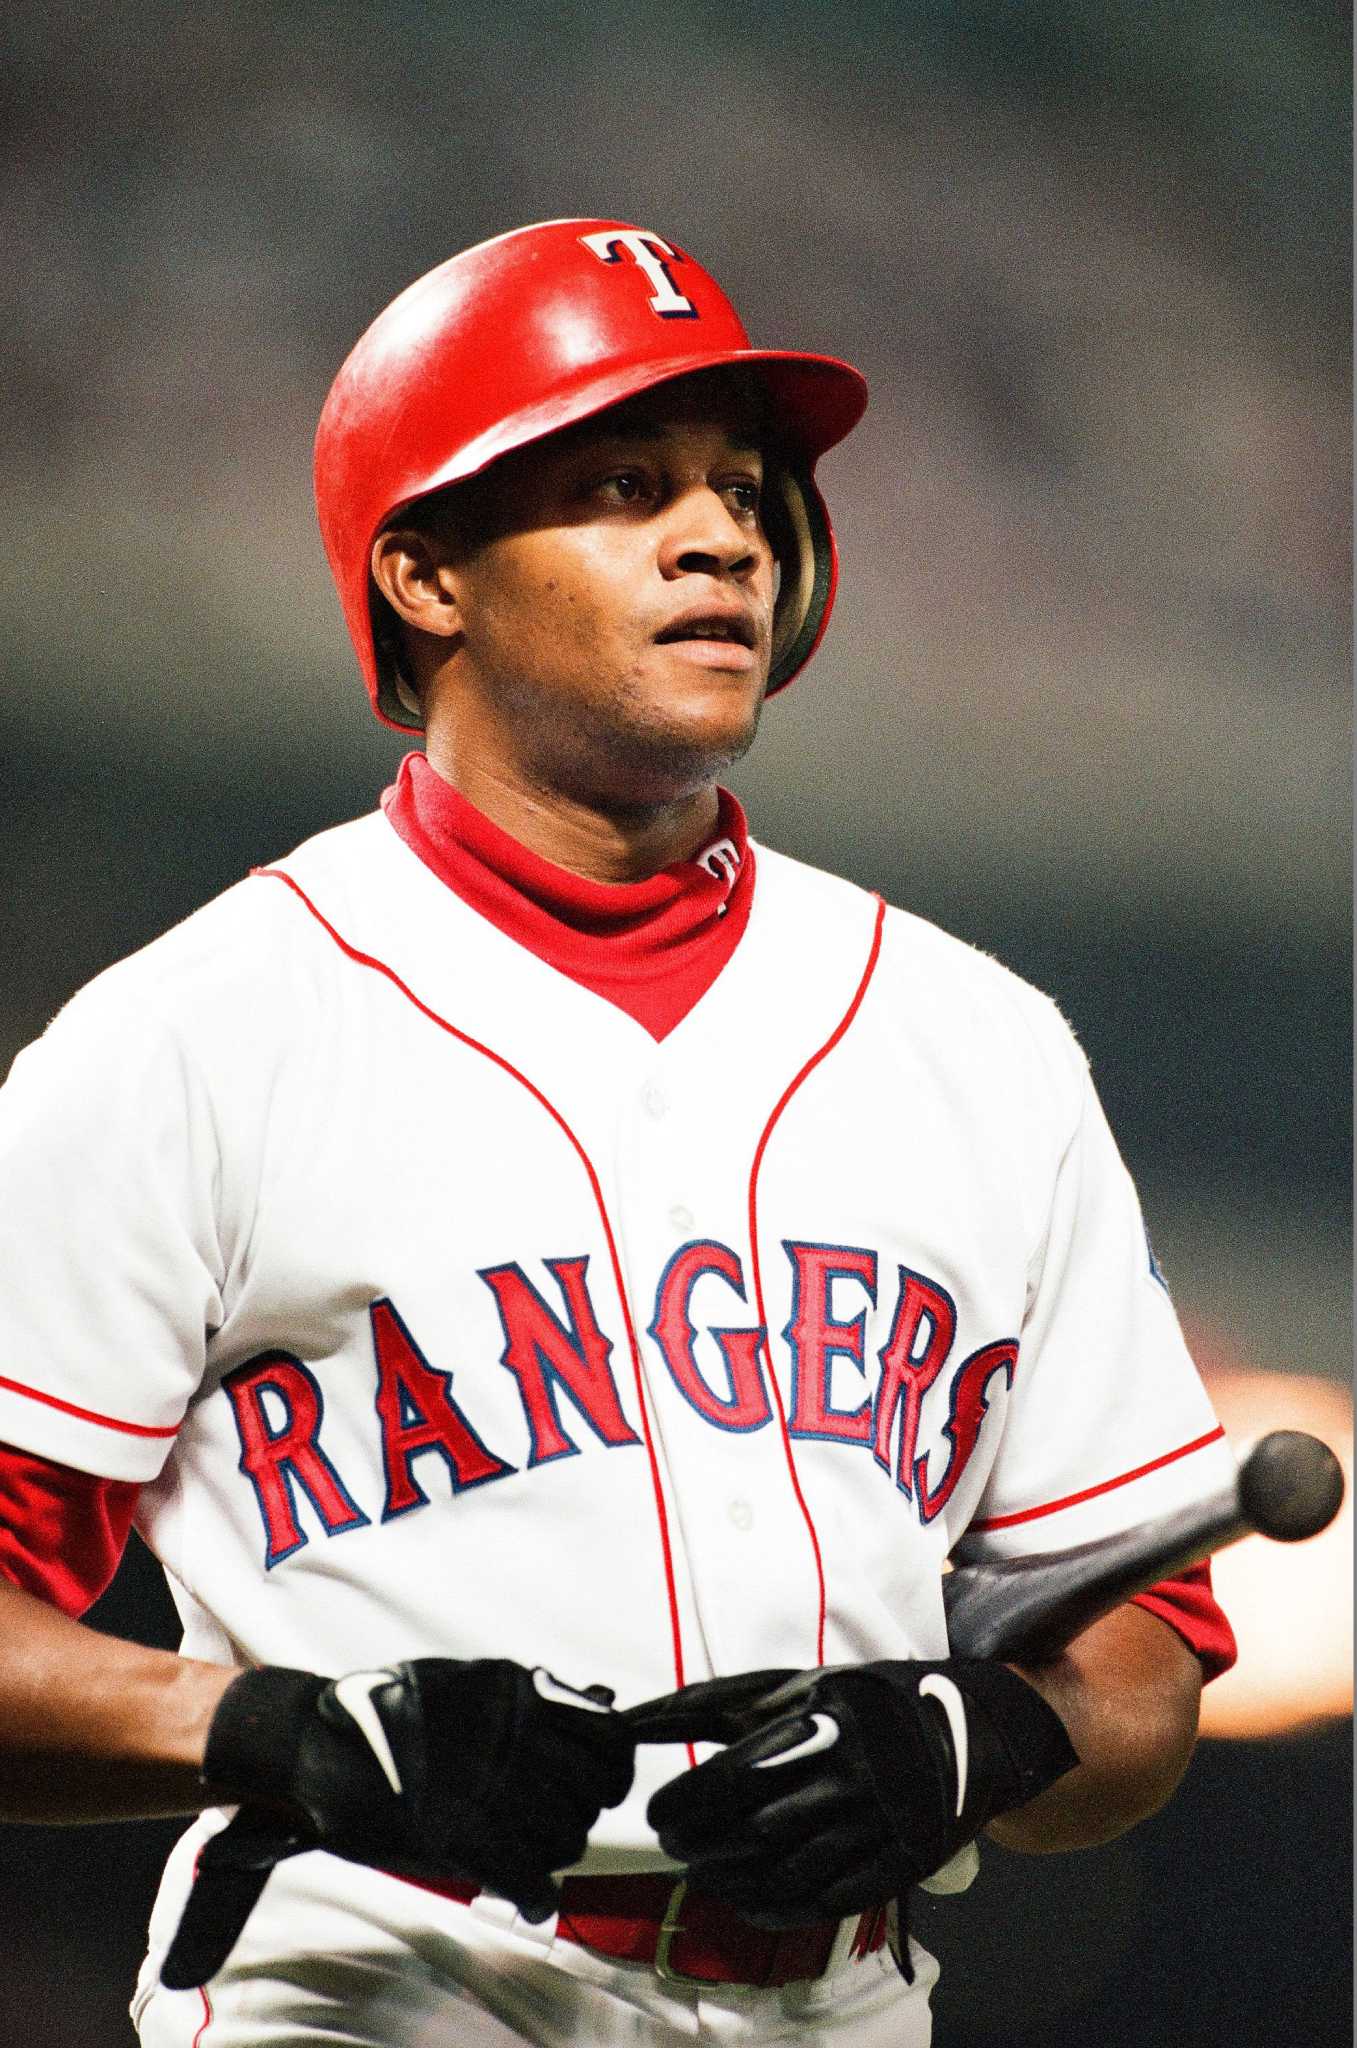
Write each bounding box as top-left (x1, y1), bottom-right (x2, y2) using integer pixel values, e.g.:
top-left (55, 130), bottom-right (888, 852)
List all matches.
top-left (420, 740), bottom-right (721, 884)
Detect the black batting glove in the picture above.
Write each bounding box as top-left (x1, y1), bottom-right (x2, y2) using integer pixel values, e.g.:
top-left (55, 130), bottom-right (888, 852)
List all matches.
top-left (162, 1658), bottom-right (633, 1988)
top-left (644, 1660), bottom-right (1076, 1928)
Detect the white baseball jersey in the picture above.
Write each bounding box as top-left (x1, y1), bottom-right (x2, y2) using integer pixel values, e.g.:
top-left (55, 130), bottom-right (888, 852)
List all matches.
top-left (0, 776), bottom-right (1231, 2044)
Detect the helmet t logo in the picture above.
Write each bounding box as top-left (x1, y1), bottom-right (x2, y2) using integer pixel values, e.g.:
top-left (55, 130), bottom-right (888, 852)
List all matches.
top-left (580, 230), bottom-right (699, 319)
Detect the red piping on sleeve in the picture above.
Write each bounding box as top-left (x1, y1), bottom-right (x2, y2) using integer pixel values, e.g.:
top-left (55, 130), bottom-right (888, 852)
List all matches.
top-left (0, 1371), bottom-right (179, 1439)
top-left (253, 865), bottom-right (689, 1710)
top-left (746, 894), bottom-right (887, 1668)
top-left (969, 1425), bottom-right (1227, 1532)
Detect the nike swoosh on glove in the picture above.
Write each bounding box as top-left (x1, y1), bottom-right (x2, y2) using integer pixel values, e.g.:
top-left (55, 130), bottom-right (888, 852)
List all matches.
top-left (645, 1660), bottom-right (1077, 1928)
top-left (161, 1659), bottom-right (633, 1989)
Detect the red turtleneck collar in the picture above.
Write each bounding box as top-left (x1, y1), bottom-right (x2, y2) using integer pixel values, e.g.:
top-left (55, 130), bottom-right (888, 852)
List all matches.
top-left (382, 753), bottom-right (755, 1040)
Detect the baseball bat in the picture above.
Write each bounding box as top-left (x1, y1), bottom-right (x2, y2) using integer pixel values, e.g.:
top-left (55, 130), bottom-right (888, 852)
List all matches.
top-left (622, 1431), bottom-right (1344, 1750)
top-left (942, 1428), bottom-right (1344, 1663)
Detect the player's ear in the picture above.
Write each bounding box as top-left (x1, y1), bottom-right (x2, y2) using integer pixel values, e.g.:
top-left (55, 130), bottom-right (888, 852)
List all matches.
top-left (370, 528), bottom-right (466, 641)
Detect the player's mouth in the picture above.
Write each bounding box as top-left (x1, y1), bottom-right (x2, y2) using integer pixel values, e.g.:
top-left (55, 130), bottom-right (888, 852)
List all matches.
top-left (653, 606), bottom-right (761, 671)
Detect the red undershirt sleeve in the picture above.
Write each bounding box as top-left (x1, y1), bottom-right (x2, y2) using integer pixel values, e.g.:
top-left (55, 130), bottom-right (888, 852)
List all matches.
top-left (0, 1441), bottom-right (140, 1618)
top-left (1131, 1560), bottom-right (1237, 1682)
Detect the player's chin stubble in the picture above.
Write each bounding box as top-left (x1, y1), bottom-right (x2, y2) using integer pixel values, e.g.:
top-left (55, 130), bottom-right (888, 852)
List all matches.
top-left (505, 664), bottom-right (765, 815)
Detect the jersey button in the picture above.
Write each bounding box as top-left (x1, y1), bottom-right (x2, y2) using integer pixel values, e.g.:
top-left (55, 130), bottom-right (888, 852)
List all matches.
top-left (642, 1082), bottom-right (668, 1119)
top-left (669, 1203), bottom-right (694, 1231)
top-left (727, 1498), bottom-right (754, 1531)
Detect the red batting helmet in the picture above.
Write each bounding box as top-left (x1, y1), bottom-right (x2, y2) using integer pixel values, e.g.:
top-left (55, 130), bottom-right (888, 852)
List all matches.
top-left (314, 219), bottom-right (869, 730)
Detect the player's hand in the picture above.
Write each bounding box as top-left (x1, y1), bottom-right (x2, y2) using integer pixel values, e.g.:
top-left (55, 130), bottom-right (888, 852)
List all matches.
top-left (623, 1666), bottom-right (799, 1745)
top-left (161, 1658), bottom-right (634, 1988)
top-left (644, 1660), bottom-right (1077, 1927)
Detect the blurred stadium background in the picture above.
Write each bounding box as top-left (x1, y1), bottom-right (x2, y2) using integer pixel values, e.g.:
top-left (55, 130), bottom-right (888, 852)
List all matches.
top-left (0, 1), bottom-right (1349, 2041)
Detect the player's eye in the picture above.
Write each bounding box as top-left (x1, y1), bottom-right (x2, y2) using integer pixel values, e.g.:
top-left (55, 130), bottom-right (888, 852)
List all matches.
top-left (723, 477), bottom-right (762, 517)
top-left (596, 469), bottom-right (651, 506)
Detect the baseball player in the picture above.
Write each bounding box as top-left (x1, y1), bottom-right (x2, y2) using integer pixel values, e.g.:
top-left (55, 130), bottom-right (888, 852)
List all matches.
top-left (0, 220), bottom-right (1235, 2047)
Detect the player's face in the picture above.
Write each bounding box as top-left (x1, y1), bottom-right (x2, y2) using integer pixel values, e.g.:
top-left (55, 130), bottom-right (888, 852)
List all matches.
top-left (438, 380), bottom-right (777, 808)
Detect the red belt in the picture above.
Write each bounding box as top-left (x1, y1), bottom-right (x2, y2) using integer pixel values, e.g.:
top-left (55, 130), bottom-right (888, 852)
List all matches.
top-left (405, 1871), bottom-right (891, 1988)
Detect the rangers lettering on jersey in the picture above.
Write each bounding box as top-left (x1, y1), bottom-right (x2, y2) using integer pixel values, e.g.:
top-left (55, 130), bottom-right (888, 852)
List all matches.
top-left (219, 1243), bottom-right (1019, 1568)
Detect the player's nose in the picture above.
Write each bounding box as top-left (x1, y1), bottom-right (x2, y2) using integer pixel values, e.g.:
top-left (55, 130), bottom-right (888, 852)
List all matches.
top-left (656, 484), bottom-right (766, 583)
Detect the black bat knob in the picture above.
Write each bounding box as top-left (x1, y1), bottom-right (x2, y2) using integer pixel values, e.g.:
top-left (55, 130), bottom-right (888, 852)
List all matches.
top-left (1238, 1430), bottom-right (1345, 1543)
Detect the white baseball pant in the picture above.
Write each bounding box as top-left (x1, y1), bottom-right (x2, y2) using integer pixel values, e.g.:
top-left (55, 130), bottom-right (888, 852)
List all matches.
top-left (133, 1829), bottom-right (937, 2047)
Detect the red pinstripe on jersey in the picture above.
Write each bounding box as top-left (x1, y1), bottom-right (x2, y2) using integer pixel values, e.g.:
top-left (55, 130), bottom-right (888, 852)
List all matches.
top-left (745, 895), bottom-right (887, 1668)
top-left (253, 864), bottom-right (691, 1704)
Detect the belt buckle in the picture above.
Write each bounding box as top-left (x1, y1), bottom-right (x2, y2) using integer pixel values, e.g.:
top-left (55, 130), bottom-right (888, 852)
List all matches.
top-left (652, 1878), bottom-right (727, 1989)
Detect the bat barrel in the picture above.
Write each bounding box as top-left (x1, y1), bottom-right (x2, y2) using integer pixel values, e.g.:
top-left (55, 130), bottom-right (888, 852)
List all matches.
top-left (945, 1429), bottom-right (1343, 1663)
top-left (1238, 1429), bottom-right (1344, 1542)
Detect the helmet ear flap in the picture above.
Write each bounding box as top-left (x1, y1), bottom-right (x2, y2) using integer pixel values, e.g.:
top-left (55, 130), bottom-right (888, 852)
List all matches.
top-left (370, 593), bottom-right (426, 731)
top-left (763, 464), bottom-right (836, 695)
